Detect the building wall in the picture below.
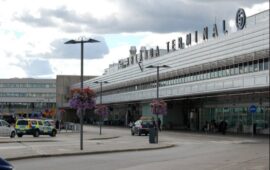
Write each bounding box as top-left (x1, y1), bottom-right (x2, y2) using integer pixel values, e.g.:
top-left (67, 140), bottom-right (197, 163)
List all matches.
top-left (56, 75), bottom-right (96, 121)
top-left (0, 78), bottom-right (56, 118)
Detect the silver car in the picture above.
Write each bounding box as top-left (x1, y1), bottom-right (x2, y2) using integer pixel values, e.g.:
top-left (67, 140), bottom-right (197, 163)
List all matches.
top-left (0, 119), bottom-right (16, 138)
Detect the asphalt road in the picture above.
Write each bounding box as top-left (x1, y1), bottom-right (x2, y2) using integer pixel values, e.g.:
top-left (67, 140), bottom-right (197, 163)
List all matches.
top-left (10, 128), bottom-right (269, 170)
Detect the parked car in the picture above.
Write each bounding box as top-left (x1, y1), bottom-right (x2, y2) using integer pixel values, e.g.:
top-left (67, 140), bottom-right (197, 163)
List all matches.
top-left (0, 119), bottom-right (16, 138)
top-left (0, 157), bottom-right (14, 170)
top-left (15, 118), bottom-right (57, 137)
top-left (131, 119), bottom-right (155, 136)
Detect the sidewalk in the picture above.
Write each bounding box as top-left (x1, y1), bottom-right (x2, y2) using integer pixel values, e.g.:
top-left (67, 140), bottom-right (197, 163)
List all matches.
top-left (1, 126), bottom-right (174, 161)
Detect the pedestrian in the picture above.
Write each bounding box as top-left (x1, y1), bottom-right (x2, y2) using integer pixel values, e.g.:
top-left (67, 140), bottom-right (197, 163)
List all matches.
top-left (157, 117), bottom-right (162, 131)
top-left (55, 120), bottom-right (59, 129)
top-left (220, 120), bottom-right (227, 135)
top-left (151, 117), bottom-right (156, 128)
top-left (203, 121), bottom-right (209, 133)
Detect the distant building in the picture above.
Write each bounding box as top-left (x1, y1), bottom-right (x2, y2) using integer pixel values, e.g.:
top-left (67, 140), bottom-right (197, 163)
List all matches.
top-left (0, 78), bottom-right (56, 120)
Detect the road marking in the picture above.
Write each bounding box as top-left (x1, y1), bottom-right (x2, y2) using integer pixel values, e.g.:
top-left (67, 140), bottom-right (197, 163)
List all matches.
top-left (0, 146), bottom-right (26, 149)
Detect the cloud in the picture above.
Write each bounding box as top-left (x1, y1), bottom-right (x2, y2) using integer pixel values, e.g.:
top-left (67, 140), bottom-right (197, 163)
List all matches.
top-left (14, 0), bottom-right (269, 34)
top-left (47, 36), bottom-right (109, 59)
top-left (15, 59), bottom-right (53, 77)
top-left (0, 0), bottom-right (268, 79)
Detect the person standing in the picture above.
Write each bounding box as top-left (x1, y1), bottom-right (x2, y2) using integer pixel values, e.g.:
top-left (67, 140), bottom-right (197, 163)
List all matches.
top-left (55, 120), bottom-right (60, 129)
top-left (157, 117), bottom-right (162, 131)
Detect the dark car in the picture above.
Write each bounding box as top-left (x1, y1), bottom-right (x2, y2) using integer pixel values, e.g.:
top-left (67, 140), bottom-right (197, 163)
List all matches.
top-left (0, 157), bottom-right (14, 170)
top-left (131, 119), bottom-right (155, 136)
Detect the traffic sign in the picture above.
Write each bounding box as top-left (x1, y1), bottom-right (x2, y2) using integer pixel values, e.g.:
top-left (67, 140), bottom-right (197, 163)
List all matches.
top-left (249, 105), bottom-right (257, 113)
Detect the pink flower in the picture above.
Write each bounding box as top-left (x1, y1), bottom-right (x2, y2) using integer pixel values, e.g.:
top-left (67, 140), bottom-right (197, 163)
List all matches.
top-left (69, 88), bottom-right (96, 110)
top-left (95, 104), bottom-right (110, 117)
top-left (150, 99), bottom-right (167, 115)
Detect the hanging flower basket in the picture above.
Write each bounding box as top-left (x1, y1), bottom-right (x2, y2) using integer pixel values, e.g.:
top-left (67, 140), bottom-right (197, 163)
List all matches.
top-left (95, 104), bottom-right (110, 117)
top-left (150, 99), bottom-right (167, 115)
top-left (69, 87), bottom-right (96, 110)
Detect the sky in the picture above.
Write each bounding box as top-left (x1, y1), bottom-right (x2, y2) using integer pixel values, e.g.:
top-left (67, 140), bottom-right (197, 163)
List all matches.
top-left (0, 0), bottom-right (269, 79)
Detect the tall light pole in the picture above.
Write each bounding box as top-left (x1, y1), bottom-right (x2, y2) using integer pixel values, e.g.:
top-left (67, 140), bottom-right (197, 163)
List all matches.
top-left (146, 64), bottom-right (170, 143)
top-left (65, 37), bottom-right (99, 150)
top-left (94, 81), bottom-right (109, 135)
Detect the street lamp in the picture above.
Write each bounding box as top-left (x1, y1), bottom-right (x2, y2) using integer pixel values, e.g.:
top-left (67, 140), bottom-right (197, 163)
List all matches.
top-left (65, 37), bottom-right (99, 150)
top-left (94, 81), bottom-right (109, 135)
top-left (145, 64), bottom-right (170, 143)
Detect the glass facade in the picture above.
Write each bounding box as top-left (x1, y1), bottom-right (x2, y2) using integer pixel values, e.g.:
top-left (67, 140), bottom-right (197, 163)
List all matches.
top-left (0, 83), bottom-right (56, 88)
top-left (0, 92), bottom-right (56, 98)
top-left (201, 106), bottom-right (269, 134)
top-left (100, 57), bottom-right (269, 96)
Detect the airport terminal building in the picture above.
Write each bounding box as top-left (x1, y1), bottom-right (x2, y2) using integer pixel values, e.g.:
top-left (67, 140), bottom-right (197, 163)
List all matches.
top-left (72, 9), bottom-right (269, 134)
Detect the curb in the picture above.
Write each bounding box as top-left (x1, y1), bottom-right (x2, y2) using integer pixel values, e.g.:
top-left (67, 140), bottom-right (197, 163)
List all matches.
top-left (0, 140), bottom-right (58, 144)
top-left (6, 144), bottom-right (175, 161)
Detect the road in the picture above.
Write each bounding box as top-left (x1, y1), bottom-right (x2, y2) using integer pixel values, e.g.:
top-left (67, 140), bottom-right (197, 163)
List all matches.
top-left (9, 127), bottom-right (269, 170)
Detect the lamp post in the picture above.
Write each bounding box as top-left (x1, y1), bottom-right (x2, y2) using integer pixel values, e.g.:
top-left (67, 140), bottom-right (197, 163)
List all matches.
top-left (65, 37), bottom-right (99, 150)
top-left (146, 64), bottom-right (170, 143)
top-left (94, 81), bottom-right (109, 135)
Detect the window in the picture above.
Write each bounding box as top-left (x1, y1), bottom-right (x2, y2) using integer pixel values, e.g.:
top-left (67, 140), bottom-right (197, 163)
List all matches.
top-left (210, 69), bottom-right (215, 78)
top-left (184, 75), bottom-right (188, 82)
top-left (234, 64), bottom-right (239, 74)
top-left (38, 121), bottom-right (43, 126)
top-left (44, 121), bottom-right (50, 126)
top-left (196, 73), bottom-right (200, 80)
top-left (244, 62), bottom-right (248, 73)
top-left (203, 71), bottom-right (207, 80)
top-left (264, 58), bottom-right (269, 70)
top-left (214, 69), bottom-right (218, 78)
top-left (17, 120), bottom-right (28, 125)
top-left (239, 63), bottom-right (244, 74)
top-left (248, 61), bottom-right (253, 72)
top-left (190, 74), bottom-right (194, 82)
top-left (218, 68), bottom-right (222, 77)
top-left (180, 76), bottom-right (184, 83)
top-left (222, 67), bottom-right (227, 76)
top-left (259, 59), bottom-right (263, 71)
top-left (254, 60), bottom-right (259, 71)
top-left (199, 72), bottom-right (203, 80)
top-left (187, 74), bottom-right (191, 82)
top-left (207, 71), bottom-right (211, 79)
top-left (226, 66), bottom-right (230, 76)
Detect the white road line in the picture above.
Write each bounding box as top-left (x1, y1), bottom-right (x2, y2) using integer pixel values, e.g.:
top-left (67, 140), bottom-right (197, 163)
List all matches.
top-left (0, 146), bottom-right (26, 149)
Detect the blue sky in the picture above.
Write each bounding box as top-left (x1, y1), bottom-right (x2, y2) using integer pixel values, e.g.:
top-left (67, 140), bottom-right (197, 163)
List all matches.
top-left (0, 0), bottom-right (268, 78)
top-left (105, 34), bottom-right (144, 49)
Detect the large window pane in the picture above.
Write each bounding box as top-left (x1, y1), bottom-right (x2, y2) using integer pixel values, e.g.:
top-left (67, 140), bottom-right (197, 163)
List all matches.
top-left (259, 59), bottom-right (263, 71)
top-left (239, 63), bottom-right (244, 74)
top-left (234, 64), bottom-right (239, 74)
top-left (264, 58), bottom-right (269, 70)
top-left (226, 66), bottom-right (230, 76)
top-left (230, 65), bottom-right (235, 75)
top-left (248, 61), bottom-right (253, 72)
top-left (244, 62), bottom-right (248, 73)
top-left (254, 60), bottom-right (259, 71)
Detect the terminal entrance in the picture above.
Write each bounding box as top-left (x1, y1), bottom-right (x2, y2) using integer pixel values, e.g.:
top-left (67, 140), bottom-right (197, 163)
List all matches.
top-left (163, 91), bottom-right (269, 135)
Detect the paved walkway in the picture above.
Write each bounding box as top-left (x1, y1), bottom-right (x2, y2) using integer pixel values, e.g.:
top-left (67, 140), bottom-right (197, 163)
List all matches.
top-left (0, 126), bottom-right (173, 161)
